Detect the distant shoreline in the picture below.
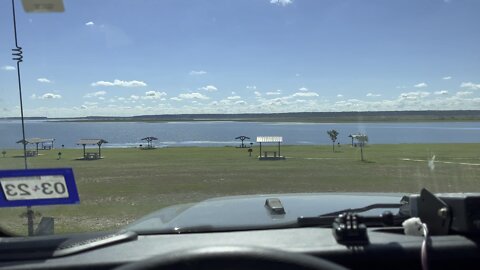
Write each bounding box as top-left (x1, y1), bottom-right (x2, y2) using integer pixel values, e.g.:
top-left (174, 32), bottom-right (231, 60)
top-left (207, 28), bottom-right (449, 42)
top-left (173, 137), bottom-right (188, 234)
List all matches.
top-left (3, 142), bottom-right (480, 152)
top-left (3, 110), bottom-right (480, 123)
top-left (52, 118), bottom-right (480, 123)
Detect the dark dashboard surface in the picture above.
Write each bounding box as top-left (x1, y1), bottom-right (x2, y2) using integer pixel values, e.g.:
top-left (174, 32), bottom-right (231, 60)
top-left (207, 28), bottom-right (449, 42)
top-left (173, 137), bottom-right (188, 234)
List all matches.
top-left (0, 227), bottom-right (478, 270)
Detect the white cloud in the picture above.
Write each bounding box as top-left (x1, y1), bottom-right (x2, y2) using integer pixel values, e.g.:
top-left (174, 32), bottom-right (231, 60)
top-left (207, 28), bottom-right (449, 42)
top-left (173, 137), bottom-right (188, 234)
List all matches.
top-left (199, 85), bottom-right (218, 92)
top-left (12, 87), bottom-right (480, 117)
top-left (91, 79), bottom-right (147, 87)
top-left (1, 65), bottom-right (15, 71)
top-left (130, 95), bottom-right (140, 100)
top-left (31, 93), bottom-right (62, 100)
top-left (143, 91), bottom-right (167, 99)
top-left (414, 82), bottom-right (428, 88)
top-left (178, 92), bottom-right (209, 100)
top-left (227, 96), bottom-right (241, 100)
top-left (38, 93), bottom-right (62, 99)
top-left (254, 91), bottom-right (262, 97)
top-left (337, 94), bottom-right (343, 98)
top-left (85, 21), bottom-right (94, 26)
top-left (37, 78), bottom-right (51, 83)
top-left (298, 87), bottom-right (309, 92)
top-left (170, 97), bottom-right (182, 101)
top-left (246, 85), bottom-right (257, 90)
top-left (84, 91), bottom-right (107, 98)
top-left (456, 91), bottom-right (473, 97)
top-left (460, 82), bottom-right (480, 90)
top-left (366, 93), bottom-right (381, 97)
top-left (266, 90), bottom-right (282, 95)
top-left (292, 92), bottom-right (319, 97)
top-left (189, 70), bottom-right (207, 75)
top-left (270, 0), bottom-right (293, 6)
top-left (83, 101), bottom-right (98, 106)
top-left (399, 91), bottom-right (430, 100)
top-left (434, 90), bottom-right (448, 95)
top-left (442, 76), bottom-right (452, 80)
top-left (12, 93), bottom-right (480, 117)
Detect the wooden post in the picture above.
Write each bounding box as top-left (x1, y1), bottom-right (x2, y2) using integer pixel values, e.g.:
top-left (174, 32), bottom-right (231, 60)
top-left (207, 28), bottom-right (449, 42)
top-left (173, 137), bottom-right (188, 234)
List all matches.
top-left (27, 207), bottom-right (33, 236)
top-left (82, 144), bottom-right (86, 158)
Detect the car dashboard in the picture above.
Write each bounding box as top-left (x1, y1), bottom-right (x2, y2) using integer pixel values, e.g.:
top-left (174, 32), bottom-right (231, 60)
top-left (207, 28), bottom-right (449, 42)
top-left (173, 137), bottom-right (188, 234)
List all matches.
top-left (0, 224), bottom-right (479, 270)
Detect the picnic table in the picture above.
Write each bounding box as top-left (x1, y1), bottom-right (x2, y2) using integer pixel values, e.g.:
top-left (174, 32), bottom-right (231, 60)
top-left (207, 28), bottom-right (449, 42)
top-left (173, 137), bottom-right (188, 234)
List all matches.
top-left (25, 150), bottom-right (37, 157)
top-left (85, 152), bottom-right (99, 160)
top-left (263, 151), bottom-right (278, 158)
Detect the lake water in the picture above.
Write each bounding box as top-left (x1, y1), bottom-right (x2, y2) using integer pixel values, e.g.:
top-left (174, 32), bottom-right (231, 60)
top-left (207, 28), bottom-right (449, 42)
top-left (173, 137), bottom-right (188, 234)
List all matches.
top-left (1, 120), bottom-right (480, 149)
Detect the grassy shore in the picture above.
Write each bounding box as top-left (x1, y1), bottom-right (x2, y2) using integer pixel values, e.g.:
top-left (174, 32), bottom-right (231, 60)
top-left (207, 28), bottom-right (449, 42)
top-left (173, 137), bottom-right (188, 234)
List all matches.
top-left (0, 143), bottom-right (479, 234)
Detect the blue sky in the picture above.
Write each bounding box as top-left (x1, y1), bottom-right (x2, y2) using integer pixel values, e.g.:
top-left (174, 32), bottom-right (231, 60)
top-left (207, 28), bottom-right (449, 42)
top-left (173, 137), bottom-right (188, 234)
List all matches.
top-left (1, 0), bottom-right (479, 117)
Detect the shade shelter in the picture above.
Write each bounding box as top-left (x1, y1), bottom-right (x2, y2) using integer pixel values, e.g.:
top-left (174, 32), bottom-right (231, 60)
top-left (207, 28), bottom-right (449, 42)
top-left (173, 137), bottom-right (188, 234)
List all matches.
top-left (256, 136), bottom-right (285, 160)
top-left (348, 134), bottom-right (354, 146)
top-left (349, 134), bottom-right (368, 147)
top-left (16, 138), bottom-right (55, 156)
top-left (77, 139), bottom-right (108, 160)
top-left (141, 136), bottom-right (158, 149)
top-left (235, 136), bottom-right (250, 148)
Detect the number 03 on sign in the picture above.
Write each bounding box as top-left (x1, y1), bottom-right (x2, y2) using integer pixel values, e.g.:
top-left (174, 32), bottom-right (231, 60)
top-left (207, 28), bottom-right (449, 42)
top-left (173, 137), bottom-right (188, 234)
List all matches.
top-left (0, 168), bottom-right (79, 207)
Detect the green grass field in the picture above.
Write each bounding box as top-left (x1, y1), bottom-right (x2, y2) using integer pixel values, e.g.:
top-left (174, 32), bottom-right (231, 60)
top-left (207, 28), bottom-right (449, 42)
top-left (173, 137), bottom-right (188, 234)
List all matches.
top-left (0, 143), bottom-right (479, 235)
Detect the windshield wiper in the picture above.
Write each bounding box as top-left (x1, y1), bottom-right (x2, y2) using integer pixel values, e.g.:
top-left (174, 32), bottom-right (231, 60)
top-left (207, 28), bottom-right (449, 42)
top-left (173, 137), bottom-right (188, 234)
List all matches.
top-left (319, 203), bottom-right (402, 217)
top-left (297, 203), bottom-right (405, 227)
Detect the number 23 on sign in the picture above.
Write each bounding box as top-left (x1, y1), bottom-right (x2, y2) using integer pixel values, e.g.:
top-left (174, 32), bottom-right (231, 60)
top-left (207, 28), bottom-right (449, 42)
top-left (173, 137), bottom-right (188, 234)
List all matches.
top-left (1, 175), bottom-right (69, 201)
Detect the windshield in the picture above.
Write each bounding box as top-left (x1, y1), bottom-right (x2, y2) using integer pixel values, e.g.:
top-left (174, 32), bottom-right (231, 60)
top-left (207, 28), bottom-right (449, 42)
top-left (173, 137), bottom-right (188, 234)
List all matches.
top-left (0, 0), bottom-right (479, 236)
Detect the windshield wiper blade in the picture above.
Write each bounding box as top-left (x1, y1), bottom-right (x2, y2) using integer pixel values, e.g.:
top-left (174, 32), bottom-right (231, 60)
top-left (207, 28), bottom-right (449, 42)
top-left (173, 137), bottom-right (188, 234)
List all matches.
top-left (319, 203), bottom-right (402, 217)
top-left (297, 203), bottom-right (405, 227)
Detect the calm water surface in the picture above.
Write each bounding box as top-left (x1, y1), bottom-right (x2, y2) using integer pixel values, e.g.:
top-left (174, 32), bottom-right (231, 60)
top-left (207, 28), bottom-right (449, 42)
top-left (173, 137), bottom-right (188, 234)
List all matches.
top-left (1, 120), bottom-right (479, 149)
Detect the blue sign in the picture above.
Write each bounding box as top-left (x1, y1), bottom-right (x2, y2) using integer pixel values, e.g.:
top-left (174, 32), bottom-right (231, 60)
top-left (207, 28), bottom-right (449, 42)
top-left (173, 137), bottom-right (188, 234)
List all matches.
top-left (0, 168), bottom-right (79, 207)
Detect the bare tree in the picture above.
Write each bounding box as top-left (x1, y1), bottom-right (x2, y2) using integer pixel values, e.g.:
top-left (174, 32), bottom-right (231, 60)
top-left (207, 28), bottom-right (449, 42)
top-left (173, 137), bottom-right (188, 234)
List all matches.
top-left (356, 135), bottom-right (368, 161)
top-left (327, 130), bottom-right (339, 152)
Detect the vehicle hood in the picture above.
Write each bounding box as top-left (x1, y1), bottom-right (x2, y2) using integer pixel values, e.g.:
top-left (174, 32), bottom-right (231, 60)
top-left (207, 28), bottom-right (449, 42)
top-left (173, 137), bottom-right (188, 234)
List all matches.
top-left (125, 193), bottom-right (405, 234)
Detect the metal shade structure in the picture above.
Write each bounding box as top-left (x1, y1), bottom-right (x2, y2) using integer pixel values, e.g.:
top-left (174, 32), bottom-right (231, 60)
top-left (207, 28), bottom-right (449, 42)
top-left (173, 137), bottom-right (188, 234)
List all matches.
top-left (256, 136), bottom-right (285, 160)
top-left (235, 135), bottom-right (251, 148)
top-left (349, 134), bottom-right (368, 146)
top-left (77, 139), bottom-right (108, 159)
top-left (16, 138), bottom-right (55, 153)
top-left (141, 136), bottom-right (158, 149)
top-left (349, 134), bottom-right (368, 161)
